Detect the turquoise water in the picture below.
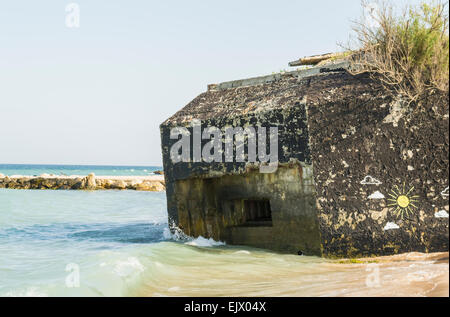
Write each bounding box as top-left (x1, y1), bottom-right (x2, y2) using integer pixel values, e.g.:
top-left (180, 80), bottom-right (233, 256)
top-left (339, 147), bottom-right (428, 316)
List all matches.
top-left (1, 177), bottom-right (446, 296)
top-left (0, 164), bottom-right (161, 177)
top-left (0, 187), bottom-right (332, 297)
top-left (0, 189), bottom-right (168, 296)
top-left (0, 187), bottom-right (333, 297)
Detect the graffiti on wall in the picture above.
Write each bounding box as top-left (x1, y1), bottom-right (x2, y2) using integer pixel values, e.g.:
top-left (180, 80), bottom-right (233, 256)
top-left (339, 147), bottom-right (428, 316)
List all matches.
top-left (387, 184), bottom-right (419, 219)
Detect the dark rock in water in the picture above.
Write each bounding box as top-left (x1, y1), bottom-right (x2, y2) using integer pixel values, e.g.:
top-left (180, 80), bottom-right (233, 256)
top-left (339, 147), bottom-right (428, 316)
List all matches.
top-left (0, 174), bottom-right (165, 192)
top-left (154, 170), bottom-right (164, 175)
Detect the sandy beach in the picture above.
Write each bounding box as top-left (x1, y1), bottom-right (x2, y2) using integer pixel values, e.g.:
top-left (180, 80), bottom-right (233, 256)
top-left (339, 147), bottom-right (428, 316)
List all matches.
top-left (134, 248), bottom-right (449, 297)
top-left (332, 252), bottom-right (449, 297)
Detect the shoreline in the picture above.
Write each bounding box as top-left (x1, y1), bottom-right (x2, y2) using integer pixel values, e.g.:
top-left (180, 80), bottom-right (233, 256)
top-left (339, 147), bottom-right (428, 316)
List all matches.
top-left (336, 251), bottom-right (449, 297)
top-left (137, 250), bottom-right (448, 297)
top-left (0, 173), bottom-right (165, 191)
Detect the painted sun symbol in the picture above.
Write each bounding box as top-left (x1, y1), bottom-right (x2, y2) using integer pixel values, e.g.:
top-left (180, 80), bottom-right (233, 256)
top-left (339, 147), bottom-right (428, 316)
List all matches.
top-left (387, 184), bottom-right (419, 219)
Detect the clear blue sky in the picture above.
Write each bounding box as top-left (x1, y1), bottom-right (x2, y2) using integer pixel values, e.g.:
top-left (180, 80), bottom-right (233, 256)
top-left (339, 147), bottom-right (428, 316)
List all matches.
top-left (0, 0), bottom-right (421, 166)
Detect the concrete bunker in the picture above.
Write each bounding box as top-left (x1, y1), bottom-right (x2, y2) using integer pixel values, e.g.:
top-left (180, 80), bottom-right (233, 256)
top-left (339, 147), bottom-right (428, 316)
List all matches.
top-left (160, 59), bottom-right (449, 258)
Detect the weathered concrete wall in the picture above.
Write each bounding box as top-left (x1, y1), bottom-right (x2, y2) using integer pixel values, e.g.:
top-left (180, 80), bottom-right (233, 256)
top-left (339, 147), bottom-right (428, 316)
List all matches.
top-left (161, 97), bottom-right (312, 227)
top-left (160, 91), bottom-right (320, 254)
top-left (304, 72), bottom-right (449, 257)
top-left (173, 164), bottom-right (321, 254)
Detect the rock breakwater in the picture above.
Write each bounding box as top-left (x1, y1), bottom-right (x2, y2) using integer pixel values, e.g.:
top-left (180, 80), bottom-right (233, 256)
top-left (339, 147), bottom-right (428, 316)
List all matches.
top-left (0, 173), bottom-right (165, 191)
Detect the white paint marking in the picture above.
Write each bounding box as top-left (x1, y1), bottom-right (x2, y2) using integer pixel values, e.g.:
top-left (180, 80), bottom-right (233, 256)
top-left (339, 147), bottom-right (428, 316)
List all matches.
top-left (434, 210), bottom-right (449, 218)
top-left (368, 191), bottom-right (385, 199)
top-left (360, 175), bottom-right (382, 185)
top-left (383, 222), bottom-right (399, 231)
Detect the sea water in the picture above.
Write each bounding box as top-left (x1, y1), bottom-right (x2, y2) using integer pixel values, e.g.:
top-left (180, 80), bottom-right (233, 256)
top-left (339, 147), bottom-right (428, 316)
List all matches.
top-left (0, 164), bottom-right (160, 177)
top-left (0, 175), bottom-right (448, 296)
top-left (0, 189), bottom-right (168, 296)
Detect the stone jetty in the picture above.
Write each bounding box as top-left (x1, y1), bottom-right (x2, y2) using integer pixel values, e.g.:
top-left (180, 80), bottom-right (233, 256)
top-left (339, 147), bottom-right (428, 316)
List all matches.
top-left (0, 173), bottom-right (165, 191)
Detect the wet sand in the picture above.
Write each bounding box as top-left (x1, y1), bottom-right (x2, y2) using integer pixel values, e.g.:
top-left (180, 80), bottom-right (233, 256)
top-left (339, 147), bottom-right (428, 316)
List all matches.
top-left (132, 243), bottom-right (448, 297)
top-left (331, 252), bottom-right (449, 297)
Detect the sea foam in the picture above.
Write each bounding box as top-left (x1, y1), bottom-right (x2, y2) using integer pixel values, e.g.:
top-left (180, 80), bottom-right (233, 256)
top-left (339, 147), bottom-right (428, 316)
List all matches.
top-left (185, 236), bottom-right (225, 247)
